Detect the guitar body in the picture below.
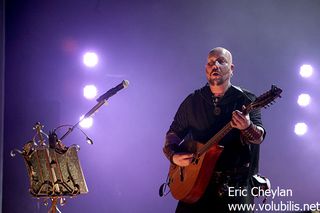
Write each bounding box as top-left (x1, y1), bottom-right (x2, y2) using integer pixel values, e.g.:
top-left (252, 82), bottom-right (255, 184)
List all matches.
top-left (168, 141), bottom-right (224, 203)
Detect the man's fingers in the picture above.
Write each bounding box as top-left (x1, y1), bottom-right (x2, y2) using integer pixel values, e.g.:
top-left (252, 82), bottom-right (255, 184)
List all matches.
top-left (173, 153), bottom-right (194, 166)
top-left (176, 153), bottom-right (193, 158)
top-left (233, 111), bottom-right (247, 124)
top-left (181, 154), bottom-right (193, 159)
top-left (232, 113), bottom-right (242, 125)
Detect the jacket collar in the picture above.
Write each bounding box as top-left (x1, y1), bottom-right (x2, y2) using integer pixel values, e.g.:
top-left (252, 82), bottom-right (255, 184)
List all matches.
top-left (198, 83), bottom-right (244, 105)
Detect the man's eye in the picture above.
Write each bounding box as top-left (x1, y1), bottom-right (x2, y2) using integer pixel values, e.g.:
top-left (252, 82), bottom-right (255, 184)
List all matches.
top-left (207, 62), bottom-right (214, 66)
top-left (217, 59), bottom-right (227, 64)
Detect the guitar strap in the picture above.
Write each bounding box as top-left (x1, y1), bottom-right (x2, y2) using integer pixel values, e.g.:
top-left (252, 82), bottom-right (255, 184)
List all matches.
top-left (159, 174), bottom-right (170, 197)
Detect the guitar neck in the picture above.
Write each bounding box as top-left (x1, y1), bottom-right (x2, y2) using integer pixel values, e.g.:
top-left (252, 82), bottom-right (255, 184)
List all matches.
top-left (197, 122), bottom-right (233, 156)
top-left (194, 85), bottom-right (282, 158)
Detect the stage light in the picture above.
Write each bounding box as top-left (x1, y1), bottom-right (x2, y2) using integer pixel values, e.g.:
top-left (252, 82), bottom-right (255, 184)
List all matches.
top-left (294, 122), bottom-right (308, 136)
top-left (83, 85), bottom-right (97, 100)
top-left (83, 52), bottom-right (98, 67)
top-left (299, 64), bottom-right (313, 78)
top-left (297, 93), bottom-right (311, 107)
top-left (79, 115), bottom-right (93, 129)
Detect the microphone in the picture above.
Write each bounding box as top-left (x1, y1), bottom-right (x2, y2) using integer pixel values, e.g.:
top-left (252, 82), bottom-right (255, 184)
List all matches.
top-left (96, 80), bottom-right (129, 102)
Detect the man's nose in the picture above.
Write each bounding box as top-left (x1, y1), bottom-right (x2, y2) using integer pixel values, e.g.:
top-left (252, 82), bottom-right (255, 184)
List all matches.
top-left (211, 64), bottom-right (219, 70)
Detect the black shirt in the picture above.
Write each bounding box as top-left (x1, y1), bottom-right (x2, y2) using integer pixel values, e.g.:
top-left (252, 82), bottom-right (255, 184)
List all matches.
top-left (167, 84), bottom-right (265, 175)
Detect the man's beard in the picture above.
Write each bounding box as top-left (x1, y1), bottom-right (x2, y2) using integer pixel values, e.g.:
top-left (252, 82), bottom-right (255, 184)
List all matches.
top-left (208, 76), bottom-right (227, 86)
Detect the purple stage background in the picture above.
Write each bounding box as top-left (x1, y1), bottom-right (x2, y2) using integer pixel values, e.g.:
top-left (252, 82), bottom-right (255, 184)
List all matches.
top-left (3, 0), bottom-right (320, 212)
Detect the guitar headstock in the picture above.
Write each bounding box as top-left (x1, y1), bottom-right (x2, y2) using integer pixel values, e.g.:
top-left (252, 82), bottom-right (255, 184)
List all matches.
top-left (244, 85), bottom-right (282, 114)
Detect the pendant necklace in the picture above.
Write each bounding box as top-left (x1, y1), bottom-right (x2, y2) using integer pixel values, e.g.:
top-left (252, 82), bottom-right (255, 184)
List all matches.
top-left (213, 96), bottom-right (221, 116)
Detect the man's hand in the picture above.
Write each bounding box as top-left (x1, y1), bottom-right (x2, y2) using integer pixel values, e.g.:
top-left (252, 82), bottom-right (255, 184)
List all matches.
top-left (172, 153), bottom-right (194, 167)
top-left (231, 107), bottom-right (251, 130)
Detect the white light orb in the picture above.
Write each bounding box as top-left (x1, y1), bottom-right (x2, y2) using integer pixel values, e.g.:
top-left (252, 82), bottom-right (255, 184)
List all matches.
top-left (83, 85), bottom-right (98, 99)
top-left (79, 115), bottom-right (93, 129)
top-left (297, 93), bottom-right (311, 107)
top-left (299, 64), bottom-right (313, 78)
top-left (83, 52), bottom-right (99, 67)
top-left (294, 122), bottom-right (308, 136)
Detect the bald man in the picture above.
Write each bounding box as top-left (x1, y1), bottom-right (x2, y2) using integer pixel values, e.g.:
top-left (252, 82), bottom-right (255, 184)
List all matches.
top-left (163, 47), bottom-right (265, 212)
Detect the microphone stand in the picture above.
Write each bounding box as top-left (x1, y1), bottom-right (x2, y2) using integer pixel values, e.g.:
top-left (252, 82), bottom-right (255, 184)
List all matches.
top-left (60, 99), bottom-right (106, 141)
top-left (60, 79), bottom-right (129, 141)
top-left (55, 80), bottom-right (129, 210)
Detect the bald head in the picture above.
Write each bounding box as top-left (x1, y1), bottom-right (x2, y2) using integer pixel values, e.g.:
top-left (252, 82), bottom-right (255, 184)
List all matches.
top-left (208, 47), bottom-right (232, 65)
top-left (205, 47), bottom-right (234, 87)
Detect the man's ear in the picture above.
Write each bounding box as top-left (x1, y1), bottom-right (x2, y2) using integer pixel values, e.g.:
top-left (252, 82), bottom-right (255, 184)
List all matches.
top-left (230, 64), bottom-right (235, 77)
top-left (231, 63), bottom-right (235, 70)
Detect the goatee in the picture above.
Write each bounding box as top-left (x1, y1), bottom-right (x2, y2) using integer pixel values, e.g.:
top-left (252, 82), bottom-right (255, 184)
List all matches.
top-left (209, 78), bottom-right (224, 86)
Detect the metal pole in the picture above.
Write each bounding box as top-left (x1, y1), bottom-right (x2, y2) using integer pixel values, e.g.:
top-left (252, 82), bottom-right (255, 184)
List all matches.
top-left (60, 100), bottom-right (106, 141)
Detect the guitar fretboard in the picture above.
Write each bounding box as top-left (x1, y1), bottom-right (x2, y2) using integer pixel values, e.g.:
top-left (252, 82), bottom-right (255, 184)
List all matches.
top-left (197, 122), bottom-right (233, 156)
